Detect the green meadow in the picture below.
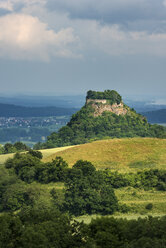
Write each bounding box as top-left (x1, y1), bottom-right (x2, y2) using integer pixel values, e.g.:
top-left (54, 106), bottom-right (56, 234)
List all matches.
top-left (43, 138), bottom-right (166, 172)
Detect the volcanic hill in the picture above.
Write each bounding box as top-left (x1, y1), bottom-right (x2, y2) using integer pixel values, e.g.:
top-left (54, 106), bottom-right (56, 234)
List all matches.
top-left (35, 90), bottom-right (166, 149)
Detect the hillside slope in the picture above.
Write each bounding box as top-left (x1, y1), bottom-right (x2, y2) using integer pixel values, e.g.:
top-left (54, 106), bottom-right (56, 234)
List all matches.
top-left (36, 90), bottom-right (166, 149)
top-left (0, 145), bottom-right (75, 165)
top-left (43, 138), bottom-right (166, 172)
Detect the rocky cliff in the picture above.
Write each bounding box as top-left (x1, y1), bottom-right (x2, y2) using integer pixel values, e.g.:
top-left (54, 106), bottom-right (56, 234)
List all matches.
top-left (86, 98), bottom-right (128, 117)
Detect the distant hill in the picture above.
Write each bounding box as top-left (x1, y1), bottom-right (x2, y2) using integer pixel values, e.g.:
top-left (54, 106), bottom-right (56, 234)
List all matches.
top-left (0, 103), bottom-right (78, 117)
top-left (141, 109), bottom-right (166, 123)
top-left (35, 90), bottom-right (166, 149)
top-left (0, 95), bottom-right (85, 108)
top-left (124, 99), bottom-right (166, 112)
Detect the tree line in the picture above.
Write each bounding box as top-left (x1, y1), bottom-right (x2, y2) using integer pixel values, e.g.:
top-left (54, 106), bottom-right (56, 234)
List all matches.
top-left (0, 142), bottom-right (30, 154)
top-left (86, 90), bottom-right (122, 104)
top-left (0, 209), bottom-right (166, 248)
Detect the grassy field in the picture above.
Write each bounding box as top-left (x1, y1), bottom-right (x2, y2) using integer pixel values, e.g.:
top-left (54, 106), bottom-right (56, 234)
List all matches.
top-left (75, 187), bottom-right (166, 223)
top-left (1, 138), bottom-right (165, 172)
top-left (43, 138), bottom-right (166, 172)
top-left (115, 187), bottom-right (166, 215)
top-left (0, 145), bottom-right (75, 165)
top-left (75, 212), bottom-right (166, 224)
top-left (0, 153), bottom-right (16, 165)
top-left (40, 146), bottom-right (76, 160)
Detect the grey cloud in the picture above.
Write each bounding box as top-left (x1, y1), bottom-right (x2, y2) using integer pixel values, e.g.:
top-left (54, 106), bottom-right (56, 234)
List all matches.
top-left (46, 0), bottom-right (166, 30)
top-left (0, 8), bottom-right (11, 16)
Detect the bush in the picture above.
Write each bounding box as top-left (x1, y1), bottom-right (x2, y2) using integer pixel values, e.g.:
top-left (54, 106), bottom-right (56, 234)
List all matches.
top-left (145, 203), bottom-right (153, 210)
top-left (118, 203), bottom-right (130, 213)
top-left (5, 153), bottom-right (42, 183)
top-left (36, 157), bottom-right (69, 183)
top-left (73, 160), bottom-right (96, 176)
top-left (157, 182), bottom-right (166, 191)
top-left (28, 149), bottom-right (43, 159)
top-left (1, 182), bottom-right (26, 211)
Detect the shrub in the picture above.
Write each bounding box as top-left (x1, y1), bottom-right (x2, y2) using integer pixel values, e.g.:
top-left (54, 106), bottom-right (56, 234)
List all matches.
top-left (145, 203), bottom-right (153, 210)
top-left (28, 149), bottom-right (43, 159)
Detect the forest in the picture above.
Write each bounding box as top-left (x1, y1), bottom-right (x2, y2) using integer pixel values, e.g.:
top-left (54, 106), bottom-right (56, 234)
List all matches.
top-left (1, 210), bottom-right (166, 248)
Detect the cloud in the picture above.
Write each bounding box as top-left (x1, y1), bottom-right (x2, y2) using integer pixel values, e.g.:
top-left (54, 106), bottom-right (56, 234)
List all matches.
top-left (0, 1), bottom-right (13, 11)
top-left (0, 0), bottom-right (46, 11)
top-left (0, 1), bottom-right (166, 61)
top-left (78, 21), bottom-right (166, 57)
top-left (153, 99), bottom-right (166, 105)
top-left (47, 0), bottom-right (166, 22)
top-left (0, 13), bottom-right (80, 61)
top-left (1, 1), bottom-right (166, 33)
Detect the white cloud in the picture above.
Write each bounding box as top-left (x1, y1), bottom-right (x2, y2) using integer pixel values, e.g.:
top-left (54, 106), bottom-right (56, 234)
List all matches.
top-left (0, 13), bottom-right (80, 61)
top-left (80, 21), bottom-right (166, 57)
top-left (0, 1), bottom-right (13, 11)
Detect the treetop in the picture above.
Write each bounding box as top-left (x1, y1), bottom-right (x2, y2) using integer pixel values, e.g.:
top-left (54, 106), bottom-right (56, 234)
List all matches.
top-left (86, 90), bottom-right (122, 104)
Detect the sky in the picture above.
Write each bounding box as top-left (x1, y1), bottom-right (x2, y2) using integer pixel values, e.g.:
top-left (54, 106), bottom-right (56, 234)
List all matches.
top-left (0, 0), bottom-right (166, 98)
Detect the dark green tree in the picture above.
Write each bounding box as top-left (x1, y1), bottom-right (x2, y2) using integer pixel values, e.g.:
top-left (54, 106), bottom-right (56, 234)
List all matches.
top-left (63, 169), bottom-right (118, 216)
top-left (13, 142), bottom-right (29, 151)
top-left (5, 153), bottom-right (42, 183)
top-left (4, 143), bottom-right (17, 154)
top-left (73, 160), bottom-right (96, 176)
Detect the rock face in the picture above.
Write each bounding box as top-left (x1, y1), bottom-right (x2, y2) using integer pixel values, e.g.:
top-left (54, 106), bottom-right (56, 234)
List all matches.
top-left (86, 99), bottom-right (128, 117)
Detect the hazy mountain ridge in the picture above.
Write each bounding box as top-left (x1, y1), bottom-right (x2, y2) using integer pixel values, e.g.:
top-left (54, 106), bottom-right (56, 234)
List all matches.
top-left (0, 103), bottom-right (78, 117)
top-left (141, 109), bottom-right (166, 123)
top-left (0, 95), bottom-right (85, 108)
top-left (0, 94), bottom-right (165, 111)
